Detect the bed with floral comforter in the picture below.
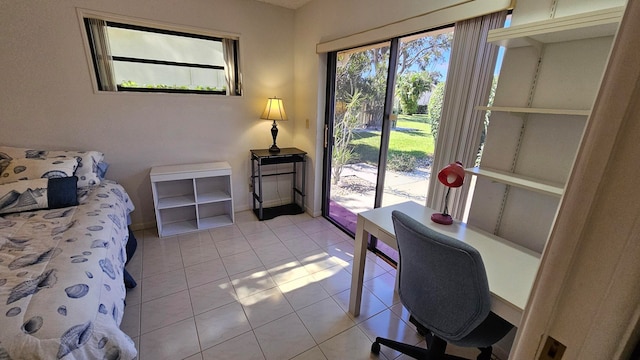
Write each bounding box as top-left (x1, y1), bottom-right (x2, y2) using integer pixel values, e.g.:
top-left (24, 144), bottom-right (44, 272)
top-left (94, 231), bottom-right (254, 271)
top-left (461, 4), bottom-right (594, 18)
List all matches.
top-left (0, 147), bottom-right (137, 360)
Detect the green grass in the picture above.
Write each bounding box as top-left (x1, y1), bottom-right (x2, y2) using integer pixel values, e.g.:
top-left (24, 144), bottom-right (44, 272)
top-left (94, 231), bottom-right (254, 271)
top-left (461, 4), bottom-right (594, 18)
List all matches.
top-left (349, 114), bottom-right (436, 167)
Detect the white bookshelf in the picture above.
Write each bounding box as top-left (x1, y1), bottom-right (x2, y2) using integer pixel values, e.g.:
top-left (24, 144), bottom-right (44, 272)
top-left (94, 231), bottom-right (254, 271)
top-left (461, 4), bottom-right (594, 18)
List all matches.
top-left (475, 106), bottom-right (590, 116)
top-left (487, 7), bottom-right (624, 49)
top-left (467, 6), bottom-right (622, 253)
top-left (465, 167), bottom-right (564, 197)
top-left (150, 162), bottom-right (234, 237)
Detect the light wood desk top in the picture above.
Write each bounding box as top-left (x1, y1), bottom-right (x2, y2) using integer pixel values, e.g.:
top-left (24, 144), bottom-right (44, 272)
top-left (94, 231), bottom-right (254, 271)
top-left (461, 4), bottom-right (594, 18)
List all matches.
top-left (348, 201), bottom-right (541, 326)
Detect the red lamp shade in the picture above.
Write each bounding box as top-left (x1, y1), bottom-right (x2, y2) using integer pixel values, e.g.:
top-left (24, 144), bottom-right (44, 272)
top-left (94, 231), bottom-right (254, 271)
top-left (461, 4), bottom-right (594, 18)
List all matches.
top-left (437, 161), bottom-right (465, 188)
top-left (431, 161), bottom-right (465, 225)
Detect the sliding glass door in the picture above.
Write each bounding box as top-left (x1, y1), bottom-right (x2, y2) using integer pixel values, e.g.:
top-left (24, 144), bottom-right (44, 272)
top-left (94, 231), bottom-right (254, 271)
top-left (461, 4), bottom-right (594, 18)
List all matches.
top-left (324, 40), bottom-right (393, 235)
top-left (323, 26), bottom-right (454, 261)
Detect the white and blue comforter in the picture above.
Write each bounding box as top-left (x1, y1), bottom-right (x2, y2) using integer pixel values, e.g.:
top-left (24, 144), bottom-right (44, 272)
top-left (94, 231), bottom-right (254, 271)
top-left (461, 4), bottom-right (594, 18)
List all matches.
top-left (0, 181), bottom-right (136, 359)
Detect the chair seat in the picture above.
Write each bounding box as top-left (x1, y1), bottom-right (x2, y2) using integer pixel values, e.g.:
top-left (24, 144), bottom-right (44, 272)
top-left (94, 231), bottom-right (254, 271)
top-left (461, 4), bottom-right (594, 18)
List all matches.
top-left (447, 311), bottom-right (513, 348)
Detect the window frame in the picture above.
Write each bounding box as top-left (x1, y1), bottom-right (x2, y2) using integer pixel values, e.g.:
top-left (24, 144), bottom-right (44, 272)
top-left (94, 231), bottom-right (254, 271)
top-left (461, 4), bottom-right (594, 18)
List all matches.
top-left (77, 8), bottom-right (242, 96)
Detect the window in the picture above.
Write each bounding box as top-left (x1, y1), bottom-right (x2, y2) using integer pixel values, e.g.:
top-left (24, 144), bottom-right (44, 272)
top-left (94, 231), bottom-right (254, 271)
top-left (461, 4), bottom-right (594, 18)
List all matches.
top-left (83, 17), bottom-right (241, 95)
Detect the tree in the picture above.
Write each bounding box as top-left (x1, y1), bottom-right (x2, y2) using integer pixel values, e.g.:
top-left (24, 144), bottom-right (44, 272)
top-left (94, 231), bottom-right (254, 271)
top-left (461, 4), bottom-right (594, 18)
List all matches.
top-left (396, 72), bottom-right (433, 115)
top-left (334, 32), bottom-right (453, 129)
top-left (426, 81), bottom-right (446, 139)
top-left (332, 91), bottom-right (363, 184)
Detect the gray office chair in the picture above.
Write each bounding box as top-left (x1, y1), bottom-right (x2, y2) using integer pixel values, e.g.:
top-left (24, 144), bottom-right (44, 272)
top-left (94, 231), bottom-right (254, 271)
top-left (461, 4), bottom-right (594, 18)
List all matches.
top-left (371, 210), bottom-right (513, 360)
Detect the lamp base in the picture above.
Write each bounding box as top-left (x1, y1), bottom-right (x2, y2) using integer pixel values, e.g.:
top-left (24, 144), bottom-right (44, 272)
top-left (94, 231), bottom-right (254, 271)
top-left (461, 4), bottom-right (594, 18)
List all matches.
top-left (431, 213), bottom-right (453, 225)
top-left (269, 120), bottom-right (280, 153)
top-left (269, 144), bottom-right (280, 153)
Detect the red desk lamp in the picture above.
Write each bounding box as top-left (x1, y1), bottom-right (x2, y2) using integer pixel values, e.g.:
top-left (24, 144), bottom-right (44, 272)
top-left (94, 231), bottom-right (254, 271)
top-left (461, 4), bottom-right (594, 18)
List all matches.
top-left (431, 161), bottom-right (465, 225)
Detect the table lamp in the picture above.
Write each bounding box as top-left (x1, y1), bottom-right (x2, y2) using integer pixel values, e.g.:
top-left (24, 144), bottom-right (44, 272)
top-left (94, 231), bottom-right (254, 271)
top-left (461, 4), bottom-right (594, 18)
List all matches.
top-left (431, 161), bottom-right (465, 225)
top-left (260, 97), bottom-right (288, 153)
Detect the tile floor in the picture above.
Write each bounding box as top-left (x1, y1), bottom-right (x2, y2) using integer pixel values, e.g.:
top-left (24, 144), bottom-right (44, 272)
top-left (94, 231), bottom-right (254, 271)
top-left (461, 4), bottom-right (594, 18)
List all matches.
top-left (121, 210), bottom-right (485, 360)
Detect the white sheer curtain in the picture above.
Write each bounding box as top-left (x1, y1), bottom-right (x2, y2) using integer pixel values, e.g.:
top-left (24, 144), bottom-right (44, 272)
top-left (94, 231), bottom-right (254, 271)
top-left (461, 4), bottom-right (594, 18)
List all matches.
top-left (426, 11), bottom-right (507, 220)
top-left (223, 38), bottom-right (240, 96)
top-left (86, 18), bottom-right (117, 91)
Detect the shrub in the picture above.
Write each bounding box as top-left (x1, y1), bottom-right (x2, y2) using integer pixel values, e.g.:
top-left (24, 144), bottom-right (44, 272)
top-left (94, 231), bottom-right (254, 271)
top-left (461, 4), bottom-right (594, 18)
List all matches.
top-left (387, 153), bottom-right (416, 172)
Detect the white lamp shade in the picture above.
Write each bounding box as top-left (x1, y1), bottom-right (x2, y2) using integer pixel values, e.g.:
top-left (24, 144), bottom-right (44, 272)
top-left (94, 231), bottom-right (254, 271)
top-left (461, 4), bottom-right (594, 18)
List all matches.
top-left (260, 97), bottom-right (288, 121)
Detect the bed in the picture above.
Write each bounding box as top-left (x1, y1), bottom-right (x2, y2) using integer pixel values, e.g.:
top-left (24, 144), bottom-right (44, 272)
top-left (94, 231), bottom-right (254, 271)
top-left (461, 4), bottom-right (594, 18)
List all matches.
top-left (0, 146), bottom-right (137, 360)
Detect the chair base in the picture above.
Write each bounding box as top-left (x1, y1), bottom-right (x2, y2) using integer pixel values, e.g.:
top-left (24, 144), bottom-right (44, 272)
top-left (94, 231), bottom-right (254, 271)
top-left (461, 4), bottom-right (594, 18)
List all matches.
top-left (371, 333), bottom-right (493, 360)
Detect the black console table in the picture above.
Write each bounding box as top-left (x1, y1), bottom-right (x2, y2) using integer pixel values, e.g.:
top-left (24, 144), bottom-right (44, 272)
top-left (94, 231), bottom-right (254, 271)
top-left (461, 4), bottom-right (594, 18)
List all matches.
top-left (250, 147), bottom-right (306, 220)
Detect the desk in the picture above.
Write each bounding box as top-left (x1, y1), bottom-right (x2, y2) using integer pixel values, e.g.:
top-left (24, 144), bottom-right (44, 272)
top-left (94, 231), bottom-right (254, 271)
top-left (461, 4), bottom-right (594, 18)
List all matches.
top-left (250, 148), bottom-right (306, 220)
top-left (348, 201), bottom-right (540, 326)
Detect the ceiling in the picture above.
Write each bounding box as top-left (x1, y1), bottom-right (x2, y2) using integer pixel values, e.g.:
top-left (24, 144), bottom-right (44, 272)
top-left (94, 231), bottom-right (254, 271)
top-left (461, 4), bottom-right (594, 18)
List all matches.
top-left (255, 0), bottom-right (313, 9)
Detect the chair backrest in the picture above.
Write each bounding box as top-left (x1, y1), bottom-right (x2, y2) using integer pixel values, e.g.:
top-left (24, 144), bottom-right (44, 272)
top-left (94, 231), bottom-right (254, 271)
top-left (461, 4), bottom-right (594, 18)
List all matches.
top-left (391, 210), bottom-right (492, 342)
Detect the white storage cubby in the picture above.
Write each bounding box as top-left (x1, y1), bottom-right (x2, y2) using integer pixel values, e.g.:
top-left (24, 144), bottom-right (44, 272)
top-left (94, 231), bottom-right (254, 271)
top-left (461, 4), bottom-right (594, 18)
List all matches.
top-left (150, 162), bottom-right (234, 237)
top-left (466, 7), bottom-right (623, 253)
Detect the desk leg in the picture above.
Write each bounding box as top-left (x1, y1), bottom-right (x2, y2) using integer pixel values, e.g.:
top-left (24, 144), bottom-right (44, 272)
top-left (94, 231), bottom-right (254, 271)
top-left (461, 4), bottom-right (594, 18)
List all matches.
top-left (349, 216), bottom-right (368, 317)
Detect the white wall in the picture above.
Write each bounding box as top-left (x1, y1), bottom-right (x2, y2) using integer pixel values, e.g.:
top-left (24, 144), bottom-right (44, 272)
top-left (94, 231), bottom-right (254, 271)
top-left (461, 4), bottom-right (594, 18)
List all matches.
top-left (0, 0), bottom-right (295, 229)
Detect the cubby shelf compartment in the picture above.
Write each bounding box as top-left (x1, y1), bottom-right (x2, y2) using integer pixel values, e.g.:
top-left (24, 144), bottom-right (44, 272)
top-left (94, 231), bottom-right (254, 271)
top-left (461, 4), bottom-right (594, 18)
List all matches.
top-left (151, 162), bottom-right (234, 237)
top-left (487, 6), bottom-right (624, 49)
top-left (475, 106), bottom-right (590, 116)
top-left (465, 167), bottom-right (564, 197)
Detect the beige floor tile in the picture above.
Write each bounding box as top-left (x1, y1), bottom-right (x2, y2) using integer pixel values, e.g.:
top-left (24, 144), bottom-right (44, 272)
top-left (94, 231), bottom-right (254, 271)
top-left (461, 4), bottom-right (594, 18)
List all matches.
top-left (140, 290), bottom-right (193, 334)
top-left (189, 277), bottom-right (237, 315)
top-left (333, 288), bottom-right (387, 324)
top-left (311, 266), bottom-right (353, 295)
top-left (322, 240), bottom-right (355, 263)
top-left (209, 224), bottom-right (245, 242)
top-left (184, 352), bottom-right (204, 360)
top-left (357, 309), bottom-right (422, 360)
top-left (120, 303), bottom-right (141, 339)
top-left (278, 274), bottom-right (330, 310)
top-left (254, 313), bottom-right (316, 360)
top-left (272, 224), bottom-right (307, 241)
top-left (288, 212), bottom-right (314, 224)
top-left (298, 248), bottom-right (348, 275)
top-left (237, 221), bottom-right (271, 236)
top-left (255, 241), bottom-right (295, 265)
top-left (245, 231), bottom-right (282, 250)
top-left (231, 267), bottom-right (278, 299)
top-left (290, 346), bottom-right (328, 360)
top-left (184, 258), bottom-right (228, 288)
top-left (240, 287), bottom-right (295, 328)
top-left (343, 257), bottom-right (390, 282)
top-left (139, 318), bottom-right (200, 360)
top-left (221, 249), bottom-right (264, 276)
top-left (216, 236), bottom-right (253, 257)
top-left (202, 331), bottom-right (265, 360)
top-left (195, 302), bottom-right (252, 349)
top-left (363, 272), bottom-right (400, 307)
top-left (281, 235), bottom-right (321, 256)
top-left (307, 228), bottom-right (349, 247)
top-left (297, 218), bottom-right (334, 235)
top-left (266, 258), bottom-right (311, 286)
top-left (296, 297), bottom-right (356, 344)
top-left (318, 326), bottom-right (387, 360)
top-left (125, 249), bottom-right (143, 280)
top-left (142, 234), bottom-right (180, 255)
top-left (264, 215), bottom-right (295, 229)
top-left (180, 241), bottom-right (221, 267)
top-left (141, 268), bottom-right (188, 302)
top-left (233, 210), bottom-right (258, 223)
top-left (125, 283), bottom-right (142, 305)
top-left (178, 230), bottom-right (214, 246)
top-left (141, 248), bottom-right (185, 278)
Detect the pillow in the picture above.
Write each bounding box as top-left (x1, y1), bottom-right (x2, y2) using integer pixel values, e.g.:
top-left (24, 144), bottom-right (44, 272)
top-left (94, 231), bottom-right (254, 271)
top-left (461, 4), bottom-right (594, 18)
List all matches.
top-left (0, 176), bottom-right (78, 214)
top-left (0, 146), bottom-right (104, 188)
top-left (0, 158), bottom-right (78, 184)
top-left (46, 150), bottom-right (104, 188)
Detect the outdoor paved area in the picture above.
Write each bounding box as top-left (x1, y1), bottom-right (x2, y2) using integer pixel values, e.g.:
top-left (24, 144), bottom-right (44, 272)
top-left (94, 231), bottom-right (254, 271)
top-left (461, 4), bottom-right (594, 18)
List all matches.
top-left (331, 163), bottom-right (431, 215)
